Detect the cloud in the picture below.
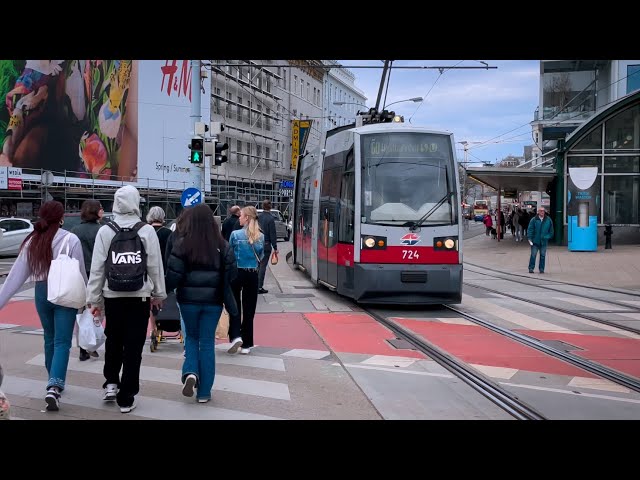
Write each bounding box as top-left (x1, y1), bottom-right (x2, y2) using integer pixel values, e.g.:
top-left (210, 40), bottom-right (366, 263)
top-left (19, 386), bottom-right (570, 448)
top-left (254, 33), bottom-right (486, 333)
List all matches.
top-left (341, 60), bottom-right (541, 163)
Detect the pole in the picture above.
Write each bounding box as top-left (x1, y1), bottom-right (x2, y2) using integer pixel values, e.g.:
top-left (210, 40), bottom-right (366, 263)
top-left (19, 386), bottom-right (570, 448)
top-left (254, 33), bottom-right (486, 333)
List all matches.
top-left (190, 59), bottom-right (202, 192)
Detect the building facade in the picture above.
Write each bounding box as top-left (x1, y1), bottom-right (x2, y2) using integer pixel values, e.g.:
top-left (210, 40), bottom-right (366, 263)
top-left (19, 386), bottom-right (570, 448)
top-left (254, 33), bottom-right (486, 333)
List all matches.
top-left (530, 60), bottom-right (640, 167)
top-left (208, 59), bottom-right (327, 216)
top-left (323, 61), bottom-right (367, 130)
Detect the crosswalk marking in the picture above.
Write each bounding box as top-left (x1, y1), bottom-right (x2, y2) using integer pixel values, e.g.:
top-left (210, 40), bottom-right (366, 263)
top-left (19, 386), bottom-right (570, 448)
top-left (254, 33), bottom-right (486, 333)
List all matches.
top-left (361, 355), bottom-right (417, 368)
top-left (2, 376), bottom-right (280, 420)
top-left (144, 348), bottom-right (286, 372)
top-left (26, 354), bottom-right (291, 401)
top-left (281, 349), bottom-right (330, 360)
top-left (0, 323), bottom-right (19, 330)
top-left (567, 376), bottom-right (630, 394)
top-left (554, 296), bottom-right (640, 324)
top-left (470, 364), bottom-right (518, 380)
top-left (462, 294), bottom-right (582, 333)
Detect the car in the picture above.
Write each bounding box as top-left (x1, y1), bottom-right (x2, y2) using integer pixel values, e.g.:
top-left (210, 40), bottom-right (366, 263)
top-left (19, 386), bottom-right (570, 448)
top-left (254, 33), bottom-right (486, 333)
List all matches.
top-left (61, 212), bottom-right (115, 232)
top-left (257, 209), bottom-right (290, 241)
top-left (0, 217), bottom-right (34, 256)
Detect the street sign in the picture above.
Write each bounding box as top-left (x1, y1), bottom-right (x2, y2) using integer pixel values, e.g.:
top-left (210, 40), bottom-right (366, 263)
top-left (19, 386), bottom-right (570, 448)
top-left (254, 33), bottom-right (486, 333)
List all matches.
top-left (181, 187), bottom-right (202, 207)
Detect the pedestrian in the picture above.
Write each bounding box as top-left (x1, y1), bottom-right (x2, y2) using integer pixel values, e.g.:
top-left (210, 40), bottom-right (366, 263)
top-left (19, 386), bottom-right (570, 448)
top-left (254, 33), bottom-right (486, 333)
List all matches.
top-left (71, 199), bottom-right (104, 361)
top-left (221, 205), bottom-right (242, 241)
top-left (86, 185), bottom-right (166, 413)
top-left (527, 207), bottom-right (554, 274)
top-left (165, 204), bottom-right (238, 403)
top-left (257, 199), bottom-right (278, 294)
top-left (0, 201), bottom-right (87, 411)
top-left (146, 206), bottom-right (172, 343)
top-left (228, 206), bottom-right (264, 355)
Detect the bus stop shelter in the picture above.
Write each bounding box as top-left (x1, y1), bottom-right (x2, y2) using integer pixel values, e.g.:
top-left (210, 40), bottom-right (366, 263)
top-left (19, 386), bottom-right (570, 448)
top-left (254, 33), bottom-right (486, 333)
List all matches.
top-left (465, 166), bottom-right (557, 240)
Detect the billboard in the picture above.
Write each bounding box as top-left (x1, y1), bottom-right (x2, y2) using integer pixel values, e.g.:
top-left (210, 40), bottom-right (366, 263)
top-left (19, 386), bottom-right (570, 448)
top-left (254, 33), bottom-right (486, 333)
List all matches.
top-left (0, 60), bottom-right (209, 191)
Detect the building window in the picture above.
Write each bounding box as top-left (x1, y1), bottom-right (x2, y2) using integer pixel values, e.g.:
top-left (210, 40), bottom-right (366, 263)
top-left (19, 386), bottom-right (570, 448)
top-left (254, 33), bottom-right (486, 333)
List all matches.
top-left (627, 65), bottom-right (640, 95)
top-left (237, 96), bottom-right (243, 122)
top-left (236, 140), bottom-right (242, 163)
top-left (603, 175), bottom-right (640, 224)
top-left (293, 75), bottom-right (297, 95)
top-left (605, 104), bottom-right (640, 152)
top-left (300, 78), bottom-right (304, 98)
top-left (307, 82), bottom-right (310, 101)
top-left (573, 125), bottom-right (602, 152)
top-left (604, 156), bottom-right (640, 173)
top-left (542, 70), bottom-right (596, 120)
top-left (266, 147), bottom-right (270, 161)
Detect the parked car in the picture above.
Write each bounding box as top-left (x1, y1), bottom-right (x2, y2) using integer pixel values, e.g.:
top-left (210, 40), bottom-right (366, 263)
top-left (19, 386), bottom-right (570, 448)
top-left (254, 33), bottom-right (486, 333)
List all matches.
top-left (0, 217), bottom-right (34, 256)
top-left (257, 209), bottom-right (290, 241)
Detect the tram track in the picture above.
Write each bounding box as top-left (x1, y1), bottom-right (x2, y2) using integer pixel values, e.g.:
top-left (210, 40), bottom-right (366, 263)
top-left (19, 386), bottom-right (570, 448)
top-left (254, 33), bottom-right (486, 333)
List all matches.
top-left (462, 267), bottom-right (640, 336)
top-left (363, 307), bottom-right (547, 420)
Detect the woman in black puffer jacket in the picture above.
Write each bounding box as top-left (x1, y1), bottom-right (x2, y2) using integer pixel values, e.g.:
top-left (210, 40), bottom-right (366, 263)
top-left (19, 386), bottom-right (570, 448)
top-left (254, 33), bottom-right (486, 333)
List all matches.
top-left (165, 204), bottom-right (238, 403)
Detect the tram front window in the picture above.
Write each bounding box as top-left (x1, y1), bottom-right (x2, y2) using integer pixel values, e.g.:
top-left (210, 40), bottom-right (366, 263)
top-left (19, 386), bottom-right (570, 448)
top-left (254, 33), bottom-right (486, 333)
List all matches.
top-left (361, 132), bottom-right (456, 225)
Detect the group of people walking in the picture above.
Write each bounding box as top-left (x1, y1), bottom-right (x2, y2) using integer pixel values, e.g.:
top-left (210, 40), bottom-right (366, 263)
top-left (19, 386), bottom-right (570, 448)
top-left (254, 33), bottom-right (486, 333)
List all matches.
top-left (0, 186), bottom-right (276, 414)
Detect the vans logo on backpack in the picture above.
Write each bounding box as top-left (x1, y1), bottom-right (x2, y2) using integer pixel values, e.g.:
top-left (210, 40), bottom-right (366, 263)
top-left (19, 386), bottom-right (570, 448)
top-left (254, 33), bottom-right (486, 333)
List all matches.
top-left (105, 221), bottom-right (148, 292)
top-left (111, 251), bottom-right (142, 264)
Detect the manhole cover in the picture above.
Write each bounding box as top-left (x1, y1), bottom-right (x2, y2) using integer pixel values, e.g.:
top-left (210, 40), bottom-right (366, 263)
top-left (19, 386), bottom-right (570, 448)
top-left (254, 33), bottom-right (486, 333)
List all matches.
top-left (386, 338), bottom-right (417, 350)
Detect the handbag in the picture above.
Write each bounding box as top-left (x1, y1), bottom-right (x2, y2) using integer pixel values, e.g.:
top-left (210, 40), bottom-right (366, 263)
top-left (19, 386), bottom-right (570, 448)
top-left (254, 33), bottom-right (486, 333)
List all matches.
top-left (271, 250), bottom-right (279, 265)
top-left (47, 233), bottom-right (87, 309)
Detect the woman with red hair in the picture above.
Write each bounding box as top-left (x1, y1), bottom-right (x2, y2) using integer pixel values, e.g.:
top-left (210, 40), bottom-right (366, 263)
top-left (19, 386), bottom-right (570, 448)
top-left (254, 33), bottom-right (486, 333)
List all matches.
top-left (0, 201), bottom-right (87, 411)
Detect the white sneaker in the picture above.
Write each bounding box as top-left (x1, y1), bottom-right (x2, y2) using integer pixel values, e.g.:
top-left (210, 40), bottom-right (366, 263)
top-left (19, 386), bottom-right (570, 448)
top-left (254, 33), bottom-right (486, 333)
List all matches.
top-left (182, 374), bottom-right (197, 397)
top-left (120, 400), bottom-right (137, 414)
top-left (103, 383), bottom-right (118, 402)
top-left (239, 348), bottom-right (251, 355)
top-left (197, 398), bottom-right (210, 403)
top-left (227, 337), bottom-right (243, 354)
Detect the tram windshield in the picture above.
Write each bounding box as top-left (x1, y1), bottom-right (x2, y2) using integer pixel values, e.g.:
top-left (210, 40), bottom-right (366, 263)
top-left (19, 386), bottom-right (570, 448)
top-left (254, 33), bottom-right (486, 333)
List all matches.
top-left (361, 132), bottom-right (456, 226)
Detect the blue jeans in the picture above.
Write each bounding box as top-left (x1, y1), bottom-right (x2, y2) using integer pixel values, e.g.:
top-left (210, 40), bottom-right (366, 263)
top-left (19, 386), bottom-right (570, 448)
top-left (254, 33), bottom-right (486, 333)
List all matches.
top-left (179, 303), bottom-right (222, 400)
top-left (529, 243), bottom-right (547, 272)
top-left (34, 281), bottom-right (78, 392)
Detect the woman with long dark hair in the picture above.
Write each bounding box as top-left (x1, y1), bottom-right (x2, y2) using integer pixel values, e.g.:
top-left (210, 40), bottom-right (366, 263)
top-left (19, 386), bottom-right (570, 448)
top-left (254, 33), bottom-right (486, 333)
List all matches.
top-left (165, 204), bottom-right (238, 403)
top-left (0, 201), bottom-right (87, 411)
top-left (228, 206), bottom-right (264, 355)
top-left (71, 199), bottom-right (103, 361)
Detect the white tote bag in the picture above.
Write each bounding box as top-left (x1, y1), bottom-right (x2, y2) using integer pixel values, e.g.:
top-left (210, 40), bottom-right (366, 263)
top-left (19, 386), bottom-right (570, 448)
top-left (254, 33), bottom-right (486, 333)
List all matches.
top-left (47, 233), bottom-right (87, 309)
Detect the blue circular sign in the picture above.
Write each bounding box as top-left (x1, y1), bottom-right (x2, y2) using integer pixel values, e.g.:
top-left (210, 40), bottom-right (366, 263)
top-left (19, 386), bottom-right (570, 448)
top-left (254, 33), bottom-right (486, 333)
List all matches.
top-left (181, 187), bottom-right (202, 208)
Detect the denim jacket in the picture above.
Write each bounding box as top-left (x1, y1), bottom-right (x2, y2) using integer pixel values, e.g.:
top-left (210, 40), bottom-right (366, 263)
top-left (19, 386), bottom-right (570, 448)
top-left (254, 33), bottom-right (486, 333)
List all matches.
top-left (230, 228), bottom-right (264, 269)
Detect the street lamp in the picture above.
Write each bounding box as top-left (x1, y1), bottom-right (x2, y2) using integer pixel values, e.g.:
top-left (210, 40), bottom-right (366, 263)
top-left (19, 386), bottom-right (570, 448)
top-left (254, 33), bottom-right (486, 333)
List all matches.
top-left (333, 101), bottom-right (368, 108)
top-left (382, 96), bottom-right (423, 110)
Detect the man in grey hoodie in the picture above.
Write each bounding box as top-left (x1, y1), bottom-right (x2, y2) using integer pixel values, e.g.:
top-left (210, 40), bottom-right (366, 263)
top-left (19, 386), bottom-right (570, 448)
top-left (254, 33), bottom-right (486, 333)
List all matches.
top-left (86, 185), bottom-right (167, 413)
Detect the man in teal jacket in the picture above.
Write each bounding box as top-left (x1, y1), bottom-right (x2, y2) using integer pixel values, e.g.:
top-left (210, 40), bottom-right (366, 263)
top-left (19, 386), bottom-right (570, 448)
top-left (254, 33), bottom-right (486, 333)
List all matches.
top-left (527, 207), bottom-right (554, 273)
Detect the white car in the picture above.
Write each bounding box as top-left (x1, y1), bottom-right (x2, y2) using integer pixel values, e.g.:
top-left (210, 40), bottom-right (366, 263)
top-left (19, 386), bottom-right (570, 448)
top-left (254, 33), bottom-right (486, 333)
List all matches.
top-left (0, 217), bottom-right (34, 256)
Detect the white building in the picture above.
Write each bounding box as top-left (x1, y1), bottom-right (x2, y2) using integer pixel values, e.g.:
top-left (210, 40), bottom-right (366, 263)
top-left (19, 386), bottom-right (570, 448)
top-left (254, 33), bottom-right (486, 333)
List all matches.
top-left (323, 60), bottom-right (367, 129)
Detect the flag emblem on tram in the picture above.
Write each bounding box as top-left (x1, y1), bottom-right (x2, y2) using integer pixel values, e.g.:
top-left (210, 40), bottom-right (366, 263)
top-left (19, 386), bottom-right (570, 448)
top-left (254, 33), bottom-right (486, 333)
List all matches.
top-left (400, 233), bottom-right (420, 246)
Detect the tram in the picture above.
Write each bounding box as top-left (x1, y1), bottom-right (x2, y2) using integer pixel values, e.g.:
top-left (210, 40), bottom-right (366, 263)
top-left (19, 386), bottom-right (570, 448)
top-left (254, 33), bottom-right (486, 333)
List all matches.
top-left (292, 108), bottom-right (463, 305)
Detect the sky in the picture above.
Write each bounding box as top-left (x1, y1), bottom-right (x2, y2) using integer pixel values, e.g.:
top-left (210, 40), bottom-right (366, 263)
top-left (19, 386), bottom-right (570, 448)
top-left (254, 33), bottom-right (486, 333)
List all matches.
top-left (339, 60), bottom-right (540, 167)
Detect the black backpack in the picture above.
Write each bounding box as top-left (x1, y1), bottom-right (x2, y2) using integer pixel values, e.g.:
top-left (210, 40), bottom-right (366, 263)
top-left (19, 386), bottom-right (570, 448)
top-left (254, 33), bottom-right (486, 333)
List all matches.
top-left (105, 221), bottom-right (148, 292)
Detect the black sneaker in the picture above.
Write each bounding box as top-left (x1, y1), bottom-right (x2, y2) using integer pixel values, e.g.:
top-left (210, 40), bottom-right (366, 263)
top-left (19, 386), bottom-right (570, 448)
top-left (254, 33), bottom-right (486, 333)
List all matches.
top-left (79, 348), bottom-right (90, 361)
top-left (258, 288), bottom-right (268, 294)
top-left (45, 388), bottom-right (60, 411)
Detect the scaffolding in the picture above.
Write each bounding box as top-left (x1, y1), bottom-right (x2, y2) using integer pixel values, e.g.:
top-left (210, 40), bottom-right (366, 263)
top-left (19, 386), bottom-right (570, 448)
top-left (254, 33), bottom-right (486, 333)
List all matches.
top-left (0, 167), bottom-right (294, 222)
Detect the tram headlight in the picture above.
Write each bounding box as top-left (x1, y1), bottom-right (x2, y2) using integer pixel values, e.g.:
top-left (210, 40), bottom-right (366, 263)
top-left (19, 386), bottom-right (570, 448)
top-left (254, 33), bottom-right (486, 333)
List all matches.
top-left (434, 236), bottom-right (458, 251)
top-left (364, 237), bottom-right (376, 248)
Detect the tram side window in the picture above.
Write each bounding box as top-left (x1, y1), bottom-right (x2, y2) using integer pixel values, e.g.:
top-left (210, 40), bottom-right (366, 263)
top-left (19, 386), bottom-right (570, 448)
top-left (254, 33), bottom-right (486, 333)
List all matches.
top-left (338, 148), bottom-right (355, 243)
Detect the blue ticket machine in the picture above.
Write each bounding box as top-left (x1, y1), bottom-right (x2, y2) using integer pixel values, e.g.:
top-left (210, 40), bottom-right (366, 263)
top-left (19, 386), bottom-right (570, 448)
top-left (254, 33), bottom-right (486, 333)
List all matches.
top-left (567, 167), bottom-right (598, 251)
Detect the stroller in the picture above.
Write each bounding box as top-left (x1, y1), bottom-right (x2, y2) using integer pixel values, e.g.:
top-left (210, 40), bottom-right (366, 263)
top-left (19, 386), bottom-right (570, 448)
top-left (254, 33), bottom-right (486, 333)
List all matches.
top-left (149, 292), bottom-right (182, 352)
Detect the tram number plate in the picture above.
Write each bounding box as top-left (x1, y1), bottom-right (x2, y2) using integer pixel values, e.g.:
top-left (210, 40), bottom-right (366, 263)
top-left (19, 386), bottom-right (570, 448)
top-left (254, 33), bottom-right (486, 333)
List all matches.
top-left (402, 250), bottom-right (420, 260)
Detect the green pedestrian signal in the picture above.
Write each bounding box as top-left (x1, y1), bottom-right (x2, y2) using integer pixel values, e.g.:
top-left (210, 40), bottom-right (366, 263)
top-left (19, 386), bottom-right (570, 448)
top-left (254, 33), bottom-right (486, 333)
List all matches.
top-left (189, 137), bottom-right (204, 164)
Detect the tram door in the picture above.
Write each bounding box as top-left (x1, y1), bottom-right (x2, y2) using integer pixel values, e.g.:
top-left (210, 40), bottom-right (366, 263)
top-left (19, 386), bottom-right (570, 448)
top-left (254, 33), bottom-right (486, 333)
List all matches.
top-left (299, 176), bottom-right (313, 272)
top-left (318, 156), bottom-right (342, 287)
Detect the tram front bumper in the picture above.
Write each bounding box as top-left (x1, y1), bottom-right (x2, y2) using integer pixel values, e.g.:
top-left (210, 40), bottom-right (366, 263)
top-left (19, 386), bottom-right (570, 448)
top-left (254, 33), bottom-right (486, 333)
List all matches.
top-left (353, 263), bottom-right (463, 305)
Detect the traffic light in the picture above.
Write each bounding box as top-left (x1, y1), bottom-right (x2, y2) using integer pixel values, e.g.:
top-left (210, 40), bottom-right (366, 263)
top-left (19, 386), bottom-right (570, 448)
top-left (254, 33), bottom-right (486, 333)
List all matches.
top-left (214, 141), bottom-right (229, 166)
top-left (189, 137), bottom-right (204, 164)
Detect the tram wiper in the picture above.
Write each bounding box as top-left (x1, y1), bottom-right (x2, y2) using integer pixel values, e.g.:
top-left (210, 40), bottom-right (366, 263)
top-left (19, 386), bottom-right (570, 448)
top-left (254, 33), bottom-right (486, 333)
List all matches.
top-left (406, 192), bottom-right (453, 231)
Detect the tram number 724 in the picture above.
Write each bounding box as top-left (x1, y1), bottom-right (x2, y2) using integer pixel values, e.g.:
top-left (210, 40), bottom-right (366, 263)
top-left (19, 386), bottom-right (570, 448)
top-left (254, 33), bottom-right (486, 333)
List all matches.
top-left (402, 249), bottom-right (420, 260)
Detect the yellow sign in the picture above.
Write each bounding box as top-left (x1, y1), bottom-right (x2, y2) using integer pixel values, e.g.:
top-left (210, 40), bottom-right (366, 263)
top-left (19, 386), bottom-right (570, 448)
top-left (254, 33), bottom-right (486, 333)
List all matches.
top-left (291, 120), bottom-right (300, 169)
